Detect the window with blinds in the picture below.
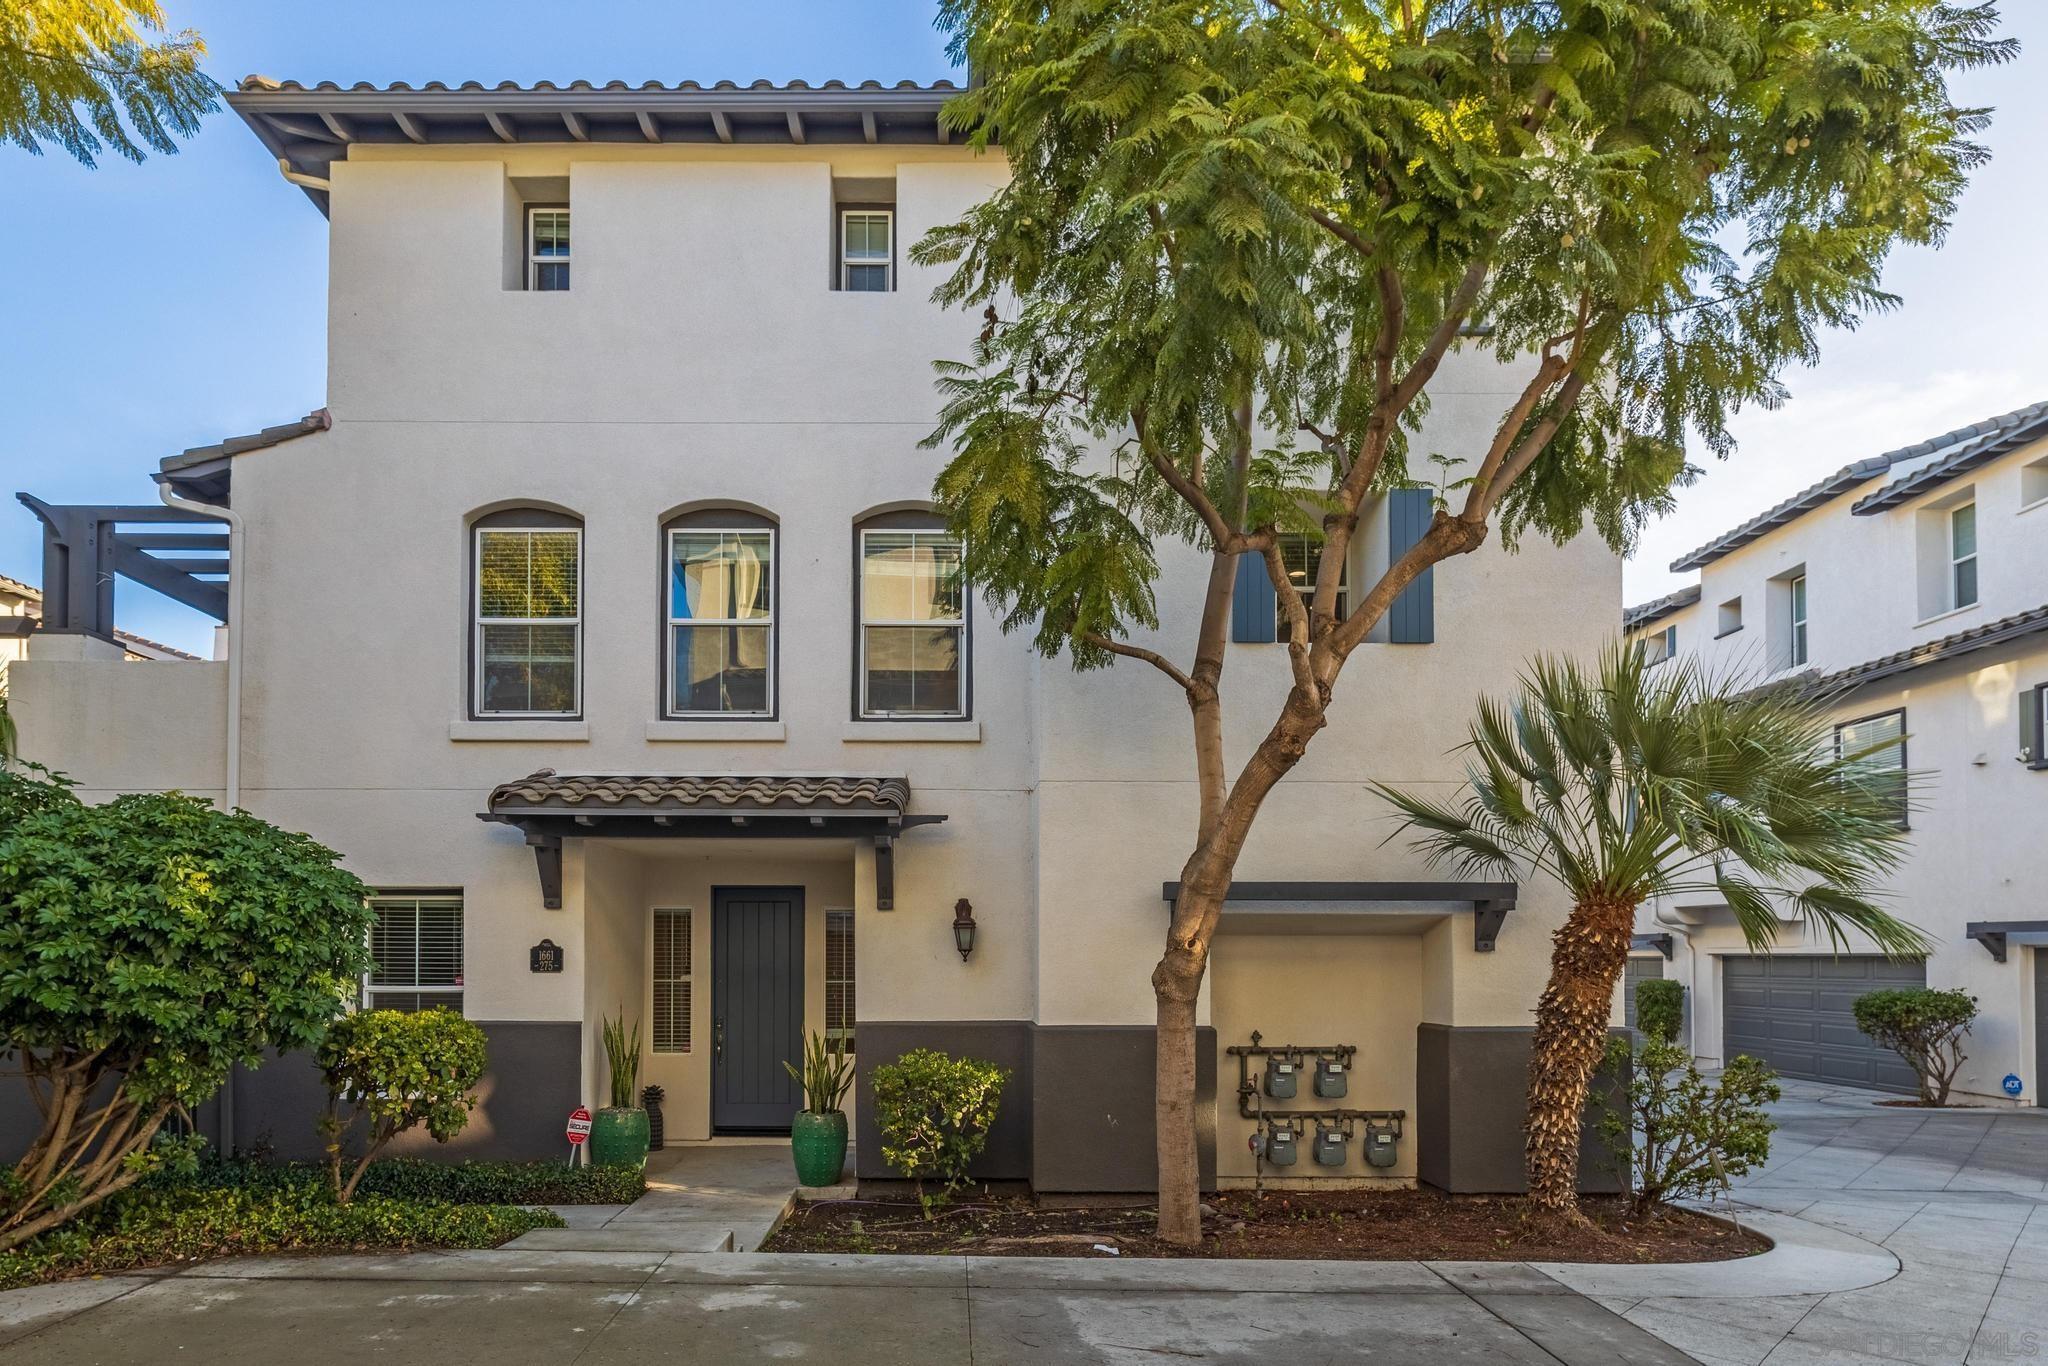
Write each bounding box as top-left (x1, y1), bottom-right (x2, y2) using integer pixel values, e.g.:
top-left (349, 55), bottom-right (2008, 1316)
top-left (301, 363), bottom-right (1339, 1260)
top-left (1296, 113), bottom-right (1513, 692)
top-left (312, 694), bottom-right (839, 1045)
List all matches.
top-left (825, 909), bottom-right (855, 1053)
top-left (1836, 709), bottom-right (1909, 828)
top-left (366, 895), bottom-right (464, 1013)
top-left (652, 909), bottom-right (692, 1053)
top-left (474, 525), bottom-right (582, 717)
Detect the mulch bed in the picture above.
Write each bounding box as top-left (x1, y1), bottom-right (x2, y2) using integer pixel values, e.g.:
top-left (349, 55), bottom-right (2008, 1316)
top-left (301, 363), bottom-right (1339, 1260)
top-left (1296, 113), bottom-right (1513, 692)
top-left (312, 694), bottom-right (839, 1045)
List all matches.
top-left (762, 1187), bottom-right (1767, 1263)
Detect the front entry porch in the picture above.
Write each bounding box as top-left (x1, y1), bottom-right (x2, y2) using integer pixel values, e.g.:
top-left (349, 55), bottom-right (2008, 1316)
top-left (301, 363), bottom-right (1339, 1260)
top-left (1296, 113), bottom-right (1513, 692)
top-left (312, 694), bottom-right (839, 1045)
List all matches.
top-left (505, 1140), bottom-right (818, 1255)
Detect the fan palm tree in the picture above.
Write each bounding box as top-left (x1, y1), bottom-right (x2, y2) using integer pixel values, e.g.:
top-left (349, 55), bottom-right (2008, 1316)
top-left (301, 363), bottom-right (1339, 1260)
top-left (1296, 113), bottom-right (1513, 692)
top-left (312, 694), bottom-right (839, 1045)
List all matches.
top-left (1374, 643), bottom-right (1925, 1218)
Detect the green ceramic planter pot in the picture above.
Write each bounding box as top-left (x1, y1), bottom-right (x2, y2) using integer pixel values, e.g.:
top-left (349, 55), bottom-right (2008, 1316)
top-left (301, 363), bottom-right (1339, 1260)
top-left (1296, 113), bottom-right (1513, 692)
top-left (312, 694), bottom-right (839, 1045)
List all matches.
top-left (790, 1110), bottom-right (848, 1187)
top-left (590, 1107), bottom-right (650, 1170)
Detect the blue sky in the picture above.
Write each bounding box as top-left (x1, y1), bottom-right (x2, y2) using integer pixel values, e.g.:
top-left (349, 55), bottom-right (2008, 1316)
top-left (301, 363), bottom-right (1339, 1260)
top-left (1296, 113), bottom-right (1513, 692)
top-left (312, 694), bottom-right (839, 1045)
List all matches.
top-left (1, 2), bottom-right (2039, 656)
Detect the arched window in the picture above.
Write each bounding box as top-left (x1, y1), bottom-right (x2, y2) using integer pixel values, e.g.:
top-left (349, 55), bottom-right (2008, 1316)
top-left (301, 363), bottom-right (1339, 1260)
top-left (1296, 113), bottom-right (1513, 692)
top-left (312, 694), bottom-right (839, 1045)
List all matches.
top-left (854, 510), bottom-right (967, 719)
top-left (664, 508), bottom-right (776, 718)
top-left (471, 507), bottom-right (582, 718)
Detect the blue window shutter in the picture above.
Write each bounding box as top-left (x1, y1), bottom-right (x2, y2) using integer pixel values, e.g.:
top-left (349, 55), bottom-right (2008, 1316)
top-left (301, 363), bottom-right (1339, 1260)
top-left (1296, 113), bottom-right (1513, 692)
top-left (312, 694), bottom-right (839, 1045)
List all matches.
top-left (1231, 551), bottom-right (1275, 643)
top-left (1388, 488), bottom-right (1435, 644)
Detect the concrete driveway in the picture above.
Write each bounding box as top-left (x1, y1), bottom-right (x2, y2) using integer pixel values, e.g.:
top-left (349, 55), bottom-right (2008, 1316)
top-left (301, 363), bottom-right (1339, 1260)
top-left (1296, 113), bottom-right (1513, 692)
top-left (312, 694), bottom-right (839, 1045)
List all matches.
top-left (1618, 1078), bottom-right (2048, 1366)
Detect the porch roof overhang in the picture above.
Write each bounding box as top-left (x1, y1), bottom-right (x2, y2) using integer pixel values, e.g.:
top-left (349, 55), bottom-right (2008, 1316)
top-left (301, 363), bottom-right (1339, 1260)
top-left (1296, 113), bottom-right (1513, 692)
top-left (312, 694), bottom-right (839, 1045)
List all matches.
top-left (480, 770), bottom-right (944, 910)
top-left (1965, 920), bottom-right (2048, 963)
top-left (1160, 880), bottom-right (1518, 951)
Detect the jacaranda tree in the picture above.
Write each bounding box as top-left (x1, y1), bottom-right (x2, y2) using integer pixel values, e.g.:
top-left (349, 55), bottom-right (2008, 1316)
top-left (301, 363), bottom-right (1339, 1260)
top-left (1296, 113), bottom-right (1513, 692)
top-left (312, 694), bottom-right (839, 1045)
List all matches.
top-left (0, 0), bottom-right (216, 166)
top-left (919, 0), bottom-right (2008, 1241)
top-left (1376, 646), bottom-right (1923, 1216)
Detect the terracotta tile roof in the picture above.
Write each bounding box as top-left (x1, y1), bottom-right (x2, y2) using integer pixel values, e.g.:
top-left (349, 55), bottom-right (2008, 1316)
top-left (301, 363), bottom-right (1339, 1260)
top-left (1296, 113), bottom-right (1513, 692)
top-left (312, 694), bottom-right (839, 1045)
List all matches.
top-left (237, 77), bottom-right (963, 95)
top-left (486, 770), bottom-right (910, 813)
top-left (1849, 399), bottom-right (2048, 514)
top-left (1623, 585), bottom-right (1701, 632)
top-left (1807, 603), bottom-right (2048, 696)
top-left (159, 409), bottom-right (331, 475)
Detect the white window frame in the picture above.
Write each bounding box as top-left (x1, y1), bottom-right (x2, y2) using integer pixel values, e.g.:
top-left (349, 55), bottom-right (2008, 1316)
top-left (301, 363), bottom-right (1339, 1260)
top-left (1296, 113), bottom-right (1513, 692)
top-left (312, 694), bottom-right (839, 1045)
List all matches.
top-left (824, 908), bottom-right (855, 1054)
top-left (858, 527), bottom-right (967, 719)
top-left (473, 525), bottom-right (583, 719)
top-left (840, 209), bottom-right (893, 292)
top-left (527, 207), bottom-right (571, 291)
top-left (665, 526), bottom-right (776, 719)
top-left (363, 894), bottom-right (465, 1015)
top-left (651, 907), bottom-right (693, 1055)
top-left (1949, 502), bottom-right (1978, 610)
top-left (1275, 532), bottom-right (1349, 622)
top-left (1788, 574), bottom-right (1808, 667)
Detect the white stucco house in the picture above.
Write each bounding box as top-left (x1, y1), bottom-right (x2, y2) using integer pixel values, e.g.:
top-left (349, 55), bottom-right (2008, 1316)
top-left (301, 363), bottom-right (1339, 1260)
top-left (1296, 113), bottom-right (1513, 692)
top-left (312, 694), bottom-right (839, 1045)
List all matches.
top-left (5, 75), bottom-right (1623, 1192)
top-left (1624, 402), bottom-right (2048, 1106)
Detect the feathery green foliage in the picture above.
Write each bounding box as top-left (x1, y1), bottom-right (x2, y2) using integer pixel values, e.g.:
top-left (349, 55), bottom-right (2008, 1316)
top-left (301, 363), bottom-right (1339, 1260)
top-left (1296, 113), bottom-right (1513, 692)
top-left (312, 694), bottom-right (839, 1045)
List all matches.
top-left (1373, 644), bottom-right (1929, 956)
top-left (0, 1), bottom-right (218, 166)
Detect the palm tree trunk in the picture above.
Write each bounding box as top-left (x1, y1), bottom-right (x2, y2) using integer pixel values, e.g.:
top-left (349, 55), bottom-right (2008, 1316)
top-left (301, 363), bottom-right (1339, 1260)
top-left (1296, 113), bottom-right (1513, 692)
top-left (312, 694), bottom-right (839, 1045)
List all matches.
top-left (1525, 894), bottom-right (1637, 1215)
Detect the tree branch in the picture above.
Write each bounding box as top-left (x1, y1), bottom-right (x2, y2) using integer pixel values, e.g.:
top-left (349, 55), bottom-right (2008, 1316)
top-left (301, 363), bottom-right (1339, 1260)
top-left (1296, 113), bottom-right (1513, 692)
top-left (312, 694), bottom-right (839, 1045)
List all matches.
top-left (1085, 632), bottom-right (1196, 695)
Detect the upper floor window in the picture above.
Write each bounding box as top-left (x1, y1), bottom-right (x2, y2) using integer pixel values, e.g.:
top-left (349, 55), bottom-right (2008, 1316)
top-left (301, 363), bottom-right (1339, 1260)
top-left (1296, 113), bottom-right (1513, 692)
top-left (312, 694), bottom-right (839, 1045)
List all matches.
top-left (859, 525), bottom-right (966, 718)
top-left (1277, 532), bottom-right (1349, 622)
top-left (667, 518), bottom-right (775, 717)
top-left (1949, 503), bottom-right (1978, 610)
top-left (1716, 596), bottom-right (1743, 638)
top-left (474, 516), bottom-right (581, 717)
top-left (366, 894), bottom-right (464, 1014)
top-left (528, 208), bottom-right (570, 291)
top-left (1640, 623), bottom-right (1677, 666)
top-left (841, 210), bottom-right (892, 292)
top-left (1788, 574), bottom-right (1808, 667)
top-left (1836, 709), bottom-right (1908, 828)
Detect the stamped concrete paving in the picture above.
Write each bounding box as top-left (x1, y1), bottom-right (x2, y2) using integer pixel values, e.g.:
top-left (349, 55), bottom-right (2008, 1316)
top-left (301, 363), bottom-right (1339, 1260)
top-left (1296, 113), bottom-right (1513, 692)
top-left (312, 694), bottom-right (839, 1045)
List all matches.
top-left (1620, 1079), bottom-right (2048, 1366)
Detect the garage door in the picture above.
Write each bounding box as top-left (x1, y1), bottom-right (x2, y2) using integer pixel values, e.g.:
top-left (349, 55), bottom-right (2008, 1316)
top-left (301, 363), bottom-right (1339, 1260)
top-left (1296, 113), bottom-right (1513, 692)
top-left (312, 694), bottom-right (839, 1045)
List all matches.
top-left (1723, 956), bottom-right (1924, 1092)
top-left (1624, 956), bottom-right (1666, 1036)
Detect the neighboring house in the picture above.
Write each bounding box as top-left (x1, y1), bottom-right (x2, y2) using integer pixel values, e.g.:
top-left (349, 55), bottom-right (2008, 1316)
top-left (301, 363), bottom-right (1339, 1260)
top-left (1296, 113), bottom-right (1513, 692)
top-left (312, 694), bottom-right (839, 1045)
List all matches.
top-left (1624, 402), bottom-right (2048, 1104)
top-left (6, 75), bottom-right (1618, 1194)
top-left (0, 573), bottom-right (203, 664)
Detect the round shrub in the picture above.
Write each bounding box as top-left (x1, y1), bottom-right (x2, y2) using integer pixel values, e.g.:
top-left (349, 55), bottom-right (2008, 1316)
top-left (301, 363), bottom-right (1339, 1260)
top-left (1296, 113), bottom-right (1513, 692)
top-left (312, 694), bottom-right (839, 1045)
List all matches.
top-left (869, 1048), bottom-right (1008, 1216)
top-left (1852, 987), bottom-right (1978, 1105)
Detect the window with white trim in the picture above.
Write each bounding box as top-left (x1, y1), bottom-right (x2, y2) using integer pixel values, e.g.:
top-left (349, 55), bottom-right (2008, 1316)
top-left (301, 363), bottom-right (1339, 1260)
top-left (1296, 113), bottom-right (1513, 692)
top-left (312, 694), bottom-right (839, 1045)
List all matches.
top-left (474, 523), bottom-right (581, 717)
top-left (1788, 574), bottom-right (1808, 667)
top-left (667, 527), bottom-right (774, 716)
top-left (1836, 709), bottom-right (1908, 828)
top-left (825, 909), bottom-right (854, 1054)
top-left (1949, 502), bottom-right (1978, 610)
top-left (840, 210), bottom-right (892, 292)
top-left (527, 208), bottom-right (570, 291)
top-left (652, 908), bottom-right (692, 1054)
top-left (366, 895), bottom-right (464, 1013)
top-left (1276, 532), bottom-right (1348, 622)
top-left (859, 528), bottom-right (966, 718)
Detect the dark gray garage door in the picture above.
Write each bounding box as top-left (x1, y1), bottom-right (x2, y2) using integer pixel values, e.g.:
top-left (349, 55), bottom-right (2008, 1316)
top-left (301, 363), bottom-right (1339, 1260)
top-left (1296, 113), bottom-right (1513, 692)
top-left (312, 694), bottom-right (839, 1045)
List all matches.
top-left (1723, 955), bottom-right (1924, 1092)
top-left (1624, 956), bottom-right (1666, 1036)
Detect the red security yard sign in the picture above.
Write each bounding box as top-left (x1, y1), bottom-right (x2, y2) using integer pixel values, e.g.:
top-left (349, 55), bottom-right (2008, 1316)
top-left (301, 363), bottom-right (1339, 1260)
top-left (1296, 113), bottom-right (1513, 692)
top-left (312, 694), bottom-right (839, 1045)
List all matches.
top-left (566, 1106), bottom-right (592, 1166)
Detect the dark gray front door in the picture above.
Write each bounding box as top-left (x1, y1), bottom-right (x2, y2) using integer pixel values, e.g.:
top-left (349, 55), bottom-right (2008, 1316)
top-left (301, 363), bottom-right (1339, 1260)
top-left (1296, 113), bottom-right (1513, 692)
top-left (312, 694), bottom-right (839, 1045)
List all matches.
top-left (1723, 955), bottom-right (1924, 1092)
top-left (712, 887), bottom-right (805, 1133)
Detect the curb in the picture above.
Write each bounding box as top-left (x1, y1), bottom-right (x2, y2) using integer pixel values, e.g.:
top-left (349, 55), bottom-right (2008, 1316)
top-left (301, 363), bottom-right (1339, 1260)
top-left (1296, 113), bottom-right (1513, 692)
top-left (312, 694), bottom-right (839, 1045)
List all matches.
top-left (1530, 1208), bottom-right (1898, 1300)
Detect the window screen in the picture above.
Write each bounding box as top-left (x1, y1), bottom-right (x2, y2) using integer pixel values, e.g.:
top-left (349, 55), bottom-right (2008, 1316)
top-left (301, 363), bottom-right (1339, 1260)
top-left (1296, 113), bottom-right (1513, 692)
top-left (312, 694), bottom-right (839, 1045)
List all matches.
top-left (1836, 710), bottom-right (1908, 827)
top-left (475, 526), bottom-right (581, 716)
top-left (668, 529), bottom-right (774, 716)
top-left (652, 909), bottom-right (692, 1053)
top-left (825, 909), bottom-right (854, 1053)
top-left (860, 529), bottom-right (965, 717)
top-left (366, 895), bottom-right (464, 1013)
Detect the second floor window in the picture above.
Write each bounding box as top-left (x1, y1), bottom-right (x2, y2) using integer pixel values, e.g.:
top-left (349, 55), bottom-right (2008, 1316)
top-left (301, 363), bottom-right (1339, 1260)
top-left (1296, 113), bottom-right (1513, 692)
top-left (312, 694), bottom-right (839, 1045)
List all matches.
top-left (1949, 503), bottom-right (1978, 610)
top-left (860, 528), bottom-right (965, 717)
top-left (1641, 623), bottom-right (1677, 666)
top-left (475, 523), bottom-right (581, 717)
top-left (841, 210), bottom-right (892, 292)
top-left (668, 527), bottom-right (774, 716)
top-left (1277, 532), bottom-right (1349, 622)
top-left (528, 208), bottom-right (570, 291)
top-left (1836, 709), bottom-right (1908, 828)
top-left (1789, 574), bottom-right (1808, 667)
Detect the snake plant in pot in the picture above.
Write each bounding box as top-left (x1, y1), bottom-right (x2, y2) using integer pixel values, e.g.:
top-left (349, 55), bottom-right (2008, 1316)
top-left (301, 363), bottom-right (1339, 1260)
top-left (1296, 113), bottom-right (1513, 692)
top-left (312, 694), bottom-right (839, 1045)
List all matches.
top-left (591, 1012), bottom-right (649, 1170)
top-left (783, 1031), bottom-right (854, 1186)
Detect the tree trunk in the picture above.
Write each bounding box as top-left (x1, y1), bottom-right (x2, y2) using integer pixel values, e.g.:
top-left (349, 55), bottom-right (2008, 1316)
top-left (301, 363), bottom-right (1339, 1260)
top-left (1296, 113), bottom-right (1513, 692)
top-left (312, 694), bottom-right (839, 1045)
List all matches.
top-left (1525, 894), bottom-right (1637, 1216)
top-left (1153, 956), bottom-right (1204, 1245)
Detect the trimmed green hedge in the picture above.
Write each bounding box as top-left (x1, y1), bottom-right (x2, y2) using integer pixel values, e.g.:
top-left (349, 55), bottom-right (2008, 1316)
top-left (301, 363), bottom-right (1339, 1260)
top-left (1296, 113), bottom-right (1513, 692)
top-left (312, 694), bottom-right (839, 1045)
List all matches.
top-left (0, 1181), bottom-right (561, 1290)
top-left (186, 1158), bottom-right (645, 1207)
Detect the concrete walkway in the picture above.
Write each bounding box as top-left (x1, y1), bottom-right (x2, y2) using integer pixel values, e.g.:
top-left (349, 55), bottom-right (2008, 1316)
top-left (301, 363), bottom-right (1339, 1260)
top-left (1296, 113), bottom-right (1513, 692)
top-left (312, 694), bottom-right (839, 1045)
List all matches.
top-left (1619, 1079), bottom-right (2048, 1366)
top-left (508, 1140), bottom-right (804, 1255)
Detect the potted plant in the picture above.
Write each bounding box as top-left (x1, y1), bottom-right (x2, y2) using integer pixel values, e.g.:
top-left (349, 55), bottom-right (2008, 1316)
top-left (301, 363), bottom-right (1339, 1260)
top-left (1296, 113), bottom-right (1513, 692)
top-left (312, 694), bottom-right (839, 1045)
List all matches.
top-left (590, 1012), bottom-right (648, 1170)
top-left (641, 1083), bottom-right (666, 1151)
top-left (783, 1031), bottom-right (854, 1187)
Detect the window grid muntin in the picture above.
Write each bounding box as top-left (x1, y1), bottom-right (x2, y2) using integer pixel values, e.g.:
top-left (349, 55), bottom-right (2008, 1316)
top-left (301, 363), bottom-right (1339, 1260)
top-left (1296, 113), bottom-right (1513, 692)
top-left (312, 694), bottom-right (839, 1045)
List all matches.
top-left (666, 527), bottom-right (776, 718)
top-left (1276, 532), bottom-right (1349, 622)
top-left (1835, 708), bottom-right (1909, 828)
top-left (652, 908), bottom-right (693, 1054)
top-left (824, 909), bottom-right (854, 1053)
top-left (840, 209), bottom-right (893, 292)
top-left (474, 526), bottom-right (583, 718)
top-left (527, 207), bottom-right (570, 291)
top-left (859, 528), bottom-right (966, 718)
top-left (1950, 503), bottom-right (1978, 610)
top-left (365, 895), bottom-right (464, 1014)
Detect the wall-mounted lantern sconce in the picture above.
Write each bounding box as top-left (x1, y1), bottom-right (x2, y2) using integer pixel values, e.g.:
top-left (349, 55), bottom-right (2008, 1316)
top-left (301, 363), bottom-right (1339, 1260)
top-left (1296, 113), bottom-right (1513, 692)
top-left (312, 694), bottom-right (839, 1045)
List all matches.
top-left (952, 898), bottom-right (977, 961)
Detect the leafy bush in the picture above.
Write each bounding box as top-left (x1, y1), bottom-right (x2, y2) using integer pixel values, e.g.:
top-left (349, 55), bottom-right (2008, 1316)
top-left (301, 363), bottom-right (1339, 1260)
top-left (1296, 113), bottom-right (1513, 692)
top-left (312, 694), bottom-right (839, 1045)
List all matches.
top-left (869, 1048), bottom-right (1008, 1216)
top-left (0, 1178), bottom-right (560, 1290)
top-left (0, 768), bottom-right (374, 1250)
top-left (1601, 1036), bottom-right (1780, 1212)
top-left (1853, 987), bottom-right (1978, 1105)
top-left (318, 1010), bottom-right (488, 1202)
top-left (183, 1157), bottom-right (643, 1206)
top-left (1635, 978), bottom-right (1685, 1045)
